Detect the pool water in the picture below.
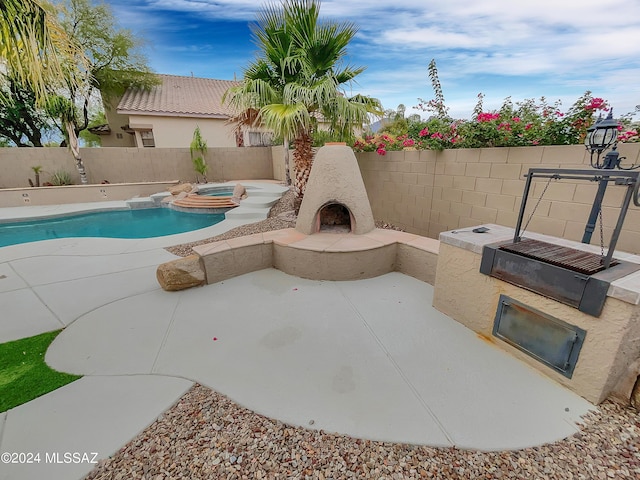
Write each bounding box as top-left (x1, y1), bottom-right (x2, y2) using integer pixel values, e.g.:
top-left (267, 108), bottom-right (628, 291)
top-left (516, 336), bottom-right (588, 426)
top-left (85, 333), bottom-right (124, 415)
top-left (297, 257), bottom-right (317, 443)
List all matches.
top-left (0, 208), bottom-right (225, 247)
top-left (201, 191), bottom-right (233, 197)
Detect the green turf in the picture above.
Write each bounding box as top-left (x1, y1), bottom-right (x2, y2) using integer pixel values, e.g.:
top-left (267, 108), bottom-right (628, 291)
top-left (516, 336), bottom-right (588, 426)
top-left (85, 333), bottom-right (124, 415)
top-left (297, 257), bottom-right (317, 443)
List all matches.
top-left (0, 330), bottom-right (81, 412)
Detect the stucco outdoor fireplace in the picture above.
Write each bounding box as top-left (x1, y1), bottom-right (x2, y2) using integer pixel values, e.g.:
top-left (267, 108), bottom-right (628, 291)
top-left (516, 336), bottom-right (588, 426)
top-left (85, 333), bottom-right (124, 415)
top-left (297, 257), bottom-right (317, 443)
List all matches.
top-left (295, 144), bottom-right (375, 235)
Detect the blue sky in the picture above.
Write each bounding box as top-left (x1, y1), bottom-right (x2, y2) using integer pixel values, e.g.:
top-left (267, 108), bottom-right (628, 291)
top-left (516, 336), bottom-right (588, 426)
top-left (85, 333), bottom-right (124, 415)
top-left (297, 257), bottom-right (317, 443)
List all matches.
top-left (106, 0), bottom-right (640, 120)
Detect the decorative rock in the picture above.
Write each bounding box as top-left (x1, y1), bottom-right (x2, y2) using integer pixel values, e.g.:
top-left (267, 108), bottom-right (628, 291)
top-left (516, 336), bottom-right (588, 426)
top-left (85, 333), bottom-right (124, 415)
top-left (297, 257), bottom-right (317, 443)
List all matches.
top-left (174, 191), bottom-right (188, 201)
top-left (156, 255), bottom-right (205, 291)
top-left (168, 183), bottom-right (193, 195)
top-left (232, 183), bottom-right (247, 203)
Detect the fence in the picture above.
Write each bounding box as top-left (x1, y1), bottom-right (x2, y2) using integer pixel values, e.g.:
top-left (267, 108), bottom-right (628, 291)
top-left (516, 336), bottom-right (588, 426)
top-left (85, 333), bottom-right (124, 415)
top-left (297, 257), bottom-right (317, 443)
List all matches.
top-left (2, 143), bottom-right (639, 254)
top-left (356, 144), bottom-right (640, 254)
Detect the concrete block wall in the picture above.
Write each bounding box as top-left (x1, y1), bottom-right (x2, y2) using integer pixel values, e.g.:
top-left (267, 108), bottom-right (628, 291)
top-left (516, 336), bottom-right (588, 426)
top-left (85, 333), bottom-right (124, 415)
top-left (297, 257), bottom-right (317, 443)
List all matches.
top-left (356, 143), bottom-right (640, 255)
top-left (0, 146), bottom-right (275, 188)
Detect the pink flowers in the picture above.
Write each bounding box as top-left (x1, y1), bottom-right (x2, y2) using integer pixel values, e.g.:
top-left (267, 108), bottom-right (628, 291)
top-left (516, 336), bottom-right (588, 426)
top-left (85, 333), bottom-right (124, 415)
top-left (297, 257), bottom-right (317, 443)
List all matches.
top-left (525, 123), bottom-right (533, 130)
top-left (403, 138), bottom-right (415, 147)
top-left (619, 130), bottom-right (638, 142)
top-left (419, 128), bottom-right (429, 137)
top-left (430, 132), bottom-right (444, 139)
top-left (477, 112), bottom-right (500, 122)
top-left (376, 147), bottom-right (387, 155)
top-left (584, 98), bottom-right (608, 111)
top-left (498, 122), bottom-right (512, 131)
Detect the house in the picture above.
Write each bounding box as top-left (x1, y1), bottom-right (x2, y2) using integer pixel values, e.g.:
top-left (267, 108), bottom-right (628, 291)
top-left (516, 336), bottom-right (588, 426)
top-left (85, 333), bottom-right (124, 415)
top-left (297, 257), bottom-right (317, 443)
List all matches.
top-left (94, 74), bottom-right (274, 148)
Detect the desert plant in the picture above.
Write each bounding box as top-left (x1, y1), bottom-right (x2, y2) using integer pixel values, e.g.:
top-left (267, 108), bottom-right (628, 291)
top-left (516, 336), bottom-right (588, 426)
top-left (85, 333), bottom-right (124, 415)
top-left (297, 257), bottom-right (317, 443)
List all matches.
top-left (190, 126), bottom-right (208, 183)
top-left (49, 170), bottom-right (74, 186)
top-left (29, 165), bottom-right (43, 187)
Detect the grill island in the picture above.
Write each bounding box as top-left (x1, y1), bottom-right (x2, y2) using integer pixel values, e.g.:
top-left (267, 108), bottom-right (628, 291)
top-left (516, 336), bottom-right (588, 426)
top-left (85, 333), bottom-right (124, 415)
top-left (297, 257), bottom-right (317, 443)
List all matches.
top-left (435, 165), bottom-right (640, 404)
top-left (481, 168), bottom-right (640, 317)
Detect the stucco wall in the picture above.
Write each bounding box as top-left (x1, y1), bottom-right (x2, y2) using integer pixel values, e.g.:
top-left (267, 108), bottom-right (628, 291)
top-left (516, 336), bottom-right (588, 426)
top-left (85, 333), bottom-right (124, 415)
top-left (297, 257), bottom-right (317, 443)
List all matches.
top-left (125, 114), bottom-right (237, 148)
top-left (357, 143), bottom-right (640, 255)
top-left (0, 146), bottom-right (275, 189)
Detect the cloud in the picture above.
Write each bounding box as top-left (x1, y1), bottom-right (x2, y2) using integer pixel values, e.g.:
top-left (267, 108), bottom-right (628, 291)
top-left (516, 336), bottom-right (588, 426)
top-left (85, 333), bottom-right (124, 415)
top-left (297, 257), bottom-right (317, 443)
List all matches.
top-left (108, 0), bottom-right (640, 118)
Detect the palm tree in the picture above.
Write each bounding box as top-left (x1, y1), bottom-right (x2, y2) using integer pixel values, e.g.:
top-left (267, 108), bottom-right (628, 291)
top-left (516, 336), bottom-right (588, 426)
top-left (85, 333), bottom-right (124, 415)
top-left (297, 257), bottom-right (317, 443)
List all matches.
top-left (224, 0), bottom-right (382, 209)
top-left (0, 0), bottom-right (83, 104)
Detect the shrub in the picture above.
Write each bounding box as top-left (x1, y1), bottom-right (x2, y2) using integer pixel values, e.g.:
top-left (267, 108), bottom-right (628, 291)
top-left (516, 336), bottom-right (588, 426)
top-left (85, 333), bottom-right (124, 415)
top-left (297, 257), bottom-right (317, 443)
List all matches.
top-left (352, 79), bottom-right (639, 154)
top-left (49, 170), bottom-right (74, 186)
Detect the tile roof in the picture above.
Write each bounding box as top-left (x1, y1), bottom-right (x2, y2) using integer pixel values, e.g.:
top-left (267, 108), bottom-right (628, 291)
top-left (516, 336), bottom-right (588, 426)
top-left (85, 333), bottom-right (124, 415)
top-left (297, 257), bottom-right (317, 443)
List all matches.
top-left (117, 74), bottom-right (240, 118)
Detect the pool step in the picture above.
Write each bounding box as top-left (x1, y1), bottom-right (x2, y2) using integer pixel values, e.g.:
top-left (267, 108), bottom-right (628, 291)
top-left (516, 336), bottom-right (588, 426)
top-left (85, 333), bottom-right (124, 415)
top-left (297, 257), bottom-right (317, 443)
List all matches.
top-left (126, 197), bottom-right (156, 209)
top-left (172, 194), bottom-right (237, 209)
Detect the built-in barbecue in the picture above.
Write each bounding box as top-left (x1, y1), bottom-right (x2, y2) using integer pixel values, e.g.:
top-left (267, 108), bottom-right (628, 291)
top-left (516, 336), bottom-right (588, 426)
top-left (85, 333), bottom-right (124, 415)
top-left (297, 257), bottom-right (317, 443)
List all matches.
top-left (481, 167), bottom-right (640, 317)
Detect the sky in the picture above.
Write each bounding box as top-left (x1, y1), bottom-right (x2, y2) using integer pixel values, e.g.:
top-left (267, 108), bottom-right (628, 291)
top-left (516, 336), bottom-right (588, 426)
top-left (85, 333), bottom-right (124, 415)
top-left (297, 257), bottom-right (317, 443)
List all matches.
top-left (105, 0), bottom-right (640, 121)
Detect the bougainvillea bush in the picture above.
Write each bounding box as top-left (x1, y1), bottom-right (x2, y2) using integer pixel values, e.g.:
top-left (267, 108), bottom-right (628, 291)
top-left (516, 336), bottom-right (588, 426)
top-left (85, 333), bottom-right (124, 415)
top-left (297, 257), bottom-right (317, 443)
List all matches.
top-left (353, 92), bottom-right (639, 155)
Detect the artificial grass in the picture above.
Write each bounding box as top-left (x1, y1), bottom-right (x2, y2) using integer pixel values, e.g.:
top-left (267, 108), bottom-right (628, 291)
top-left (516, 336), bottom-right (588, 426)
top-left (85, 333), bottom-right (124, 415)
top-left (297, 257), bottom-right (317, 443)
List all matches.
top-left (0, 330), bottom-right (81, 412)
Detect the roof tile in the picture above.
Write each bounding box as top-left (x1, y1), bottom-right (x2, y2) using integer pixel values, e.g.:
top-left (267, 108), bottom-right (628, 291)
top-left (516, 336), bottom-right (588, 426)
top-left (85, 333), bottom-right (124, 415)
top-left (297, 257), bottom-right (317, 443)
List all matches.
top-left (117, 74), bottom-right (239, 117)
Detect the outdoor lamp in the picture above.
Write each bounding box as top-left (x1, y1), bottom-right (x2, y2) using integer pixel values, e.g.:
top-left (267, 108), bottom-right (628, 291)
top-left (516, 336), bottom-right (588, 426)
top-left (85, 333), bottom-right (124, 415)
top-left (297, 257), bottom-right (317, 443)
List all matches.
top-left (582, 109), bottom-right (639, 244)
top-left (584, 110), bottom-right (620, 169)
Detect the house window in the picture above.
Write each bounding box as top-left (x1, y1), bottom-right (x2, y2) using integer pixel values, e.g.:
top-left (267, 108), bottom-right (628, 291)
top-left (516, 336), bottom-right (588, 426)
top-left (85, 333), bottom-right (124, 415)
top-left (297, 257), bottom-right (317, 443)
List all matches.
top-left (140, 130), bottom-right (155, 147)
top-left (248, 131), bottom-right (273, 147)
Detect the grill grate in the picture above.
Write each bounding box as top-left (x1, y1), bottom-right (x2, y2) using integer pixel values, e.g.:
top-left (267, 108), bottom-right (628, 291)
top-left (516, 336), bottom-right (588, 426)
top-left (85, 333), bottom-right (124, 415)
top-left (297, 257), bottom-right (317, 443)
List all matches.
top-left (499, 238), bottom-right (619, 275)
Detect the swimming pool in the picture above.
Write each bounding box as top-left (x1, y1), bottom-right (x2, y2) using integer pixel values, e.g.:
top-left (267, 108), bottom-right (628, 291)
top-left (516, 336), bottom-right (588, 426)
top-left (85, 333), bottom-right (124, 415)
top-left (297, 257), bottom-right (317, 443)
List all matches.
top-left (0, 208), bottom-right (225, 247)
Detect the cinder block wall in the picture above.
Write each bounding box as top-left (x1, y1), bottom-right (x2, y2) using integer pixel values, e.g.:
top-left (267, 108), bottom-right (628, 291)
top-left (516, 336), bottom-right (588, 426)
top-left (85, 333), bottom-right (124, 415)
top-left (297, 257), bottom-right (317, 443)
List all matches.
top-left (0, 146), bottom-right (275, 188)
top-left (3, 143), bottom-right (640, 254)
top-left (357, 143), bottom-right (640, 254)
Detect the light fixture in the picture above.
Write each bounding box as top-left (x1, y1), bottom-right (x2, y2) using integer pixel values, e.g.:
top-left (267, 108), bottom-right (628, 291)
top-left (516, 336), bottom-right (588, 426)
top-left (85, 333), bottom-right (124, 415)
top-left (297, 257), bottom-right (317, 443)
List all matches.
top-left (582, 108), bottom-right (639, 244)
top-left (584, 109), bottom-right (638, 170)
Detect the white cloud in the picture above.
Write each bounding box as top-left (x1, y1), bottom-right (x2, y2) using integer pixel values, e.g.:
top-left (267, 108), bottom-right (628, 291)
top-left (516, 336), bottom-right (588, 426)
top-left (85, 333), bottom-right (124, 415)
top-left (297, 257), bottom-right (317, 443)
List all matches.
top-left (111, 0), bottom-right (640, 118)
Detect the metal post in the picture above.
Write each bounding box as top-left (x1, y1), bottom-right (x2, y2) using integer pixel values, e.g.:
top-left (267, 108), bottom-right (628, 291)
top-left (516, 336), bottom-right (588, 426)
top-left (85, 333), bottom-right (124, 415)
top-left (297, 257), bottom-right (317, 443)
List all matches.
top-left (581, 149), bottom-right (619, 244)
top-left (602, 181), bottom-right (635, 269)
top-left (513, 170), bottom-right (534, 243)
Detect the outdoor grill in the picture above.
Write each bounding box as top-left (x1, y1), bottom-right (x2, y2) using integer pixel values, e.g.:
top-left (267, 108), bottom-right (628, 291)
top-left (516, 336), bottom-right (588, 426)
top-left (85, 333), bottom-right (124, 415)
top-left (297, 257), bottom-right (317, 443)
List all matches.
top-left (498, 238), bottom-right (619, 275)
top-left (481, 167), bottom-right (640, 317)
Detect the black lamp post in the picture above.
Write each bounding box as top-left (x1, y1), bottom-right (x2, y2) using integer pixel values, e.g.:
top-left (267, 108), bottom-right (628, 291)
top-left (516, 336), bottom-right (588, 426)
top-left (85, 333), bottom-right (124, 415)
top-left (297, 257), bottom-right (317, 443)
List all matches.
top-left (582, 110), bottom-right (639, 244)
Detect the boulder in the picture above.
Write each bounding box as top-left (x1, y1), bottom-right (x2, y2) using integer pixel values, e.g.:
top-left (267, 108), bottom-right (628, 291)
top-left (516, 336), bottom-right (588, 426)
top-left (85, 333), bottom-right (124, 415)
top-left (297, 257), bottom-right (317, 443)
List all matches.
top-left (174, 191), bottom-right (188, 200)
top-left (232, 183), bottom-right (247, 201)
top-left (168, 183), bottom-right (193, 195)
top-left (156, 255), bottom-right (206, 291)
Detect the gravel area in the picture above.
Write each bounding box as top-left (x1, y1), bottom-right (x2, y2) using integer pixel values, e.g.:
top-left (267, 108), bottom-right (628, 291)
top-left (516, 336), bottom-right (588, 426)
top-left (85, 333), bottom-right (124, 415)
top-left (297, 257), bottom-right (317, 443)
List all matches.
top-left (85, 188), bottom-right (640, 479)
top-left (85, 384), bottom-right (639, 479)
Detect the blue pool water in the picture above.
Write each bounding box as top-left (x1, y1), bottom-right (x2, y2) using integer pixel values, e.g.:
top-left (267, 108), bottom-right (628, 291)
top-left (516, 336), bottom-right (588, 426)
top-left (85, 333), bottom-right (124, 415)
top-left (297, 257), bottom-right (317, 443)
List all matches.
top-left (201, 191), bottom-right (233, 197)
top-left (0, 208), bottom-right (225, 247)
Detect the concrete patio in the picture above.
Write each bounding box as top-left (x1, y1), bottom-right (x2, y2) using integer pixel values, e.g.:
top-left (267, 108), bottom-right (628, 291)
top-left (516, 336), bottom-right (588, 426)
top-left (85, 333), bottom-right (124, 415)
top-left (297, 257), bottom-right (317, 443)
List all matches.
top-left (0, 201), bottom-right (595, 480)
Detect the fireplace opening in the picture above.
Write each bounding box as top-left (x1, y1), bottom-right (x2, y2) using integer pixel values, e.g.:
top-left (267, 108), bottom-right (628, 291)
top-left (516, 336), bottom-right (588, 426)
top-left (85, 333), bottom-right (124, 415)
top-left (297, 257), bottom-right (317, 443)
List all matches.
top-left (317, 203), bottom-right (352, 233)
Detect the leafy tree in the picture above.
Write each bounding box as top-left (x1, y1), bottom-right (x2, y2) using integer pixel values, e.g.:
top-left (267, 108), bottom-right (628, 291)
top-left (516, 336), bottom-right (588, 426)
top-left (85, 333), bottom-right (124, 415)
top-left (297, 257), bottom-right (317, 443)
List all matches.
top-left (54, 0), bottom-right (157, 144)
top-left (0, 75), bottom-right (52, 146)
top-left (224, 0), bottom-right (382, 208)
top-left (79, 110), bottom-right (106, 147)
top-left (0, 0), bottom-right (85, 104)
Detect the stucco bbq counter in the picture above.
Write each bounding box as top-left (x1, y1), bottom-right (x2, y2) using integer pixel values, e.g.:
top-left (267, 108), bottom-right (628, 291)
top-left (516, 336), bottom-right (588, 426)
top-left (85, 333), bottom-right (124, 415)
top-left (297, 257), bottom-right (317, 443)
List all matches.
top-left (434, 224), bottom-right (640, 405)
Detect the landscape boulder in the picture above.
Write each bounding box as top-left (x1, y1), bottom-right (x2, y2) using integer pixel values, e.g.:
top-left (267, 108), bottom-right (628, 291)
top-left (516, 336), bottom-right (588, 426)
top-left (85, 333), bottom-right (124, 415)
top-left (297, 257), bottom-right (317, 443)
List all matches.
top-left (168, 183), bottom-right (193, 195)
top-left (231, 183), bottom-right (247, 204)
top-left (156, 255), bottom-right (206, 291)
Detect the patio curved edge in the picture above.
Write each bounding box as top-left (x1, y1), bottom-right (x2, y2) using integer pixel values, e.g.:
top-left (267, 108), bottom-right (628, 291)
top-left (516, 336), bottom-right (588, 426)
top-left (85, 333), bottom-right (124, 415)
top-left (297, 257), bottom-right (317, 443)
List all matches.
top-left (0, 374), bottom-right (193, 480)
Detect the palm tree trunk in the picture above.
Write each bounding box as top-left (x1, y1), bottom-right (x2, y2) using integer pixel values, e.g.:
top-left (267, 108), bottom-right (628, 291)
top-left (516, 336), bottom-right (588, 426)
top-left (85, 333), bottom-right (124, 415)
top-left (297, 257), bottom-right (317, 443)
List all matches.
top-left (64, 120), bottom-right (88, 185)
top-left (292, 131), bottom-right (313, 212)
top-left (283, 138), bottom-right (291, 186)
